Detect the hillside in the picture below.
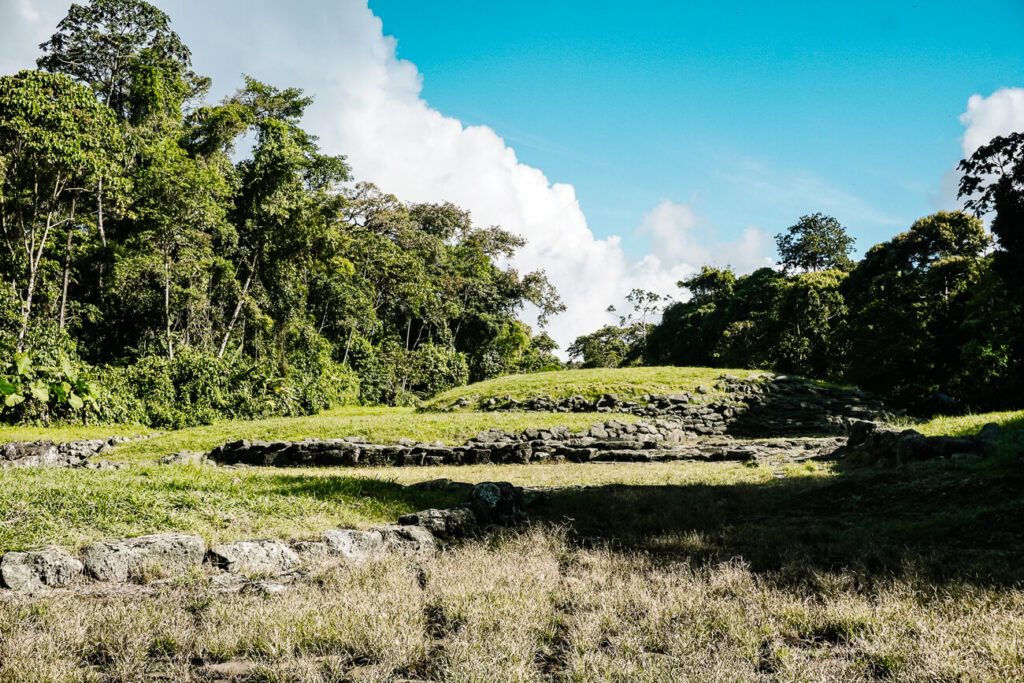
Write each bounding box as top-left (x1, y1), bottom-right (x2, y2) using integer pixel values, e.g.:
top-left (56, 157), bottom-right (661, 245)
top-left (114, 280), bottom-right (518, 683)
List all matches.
top-left (423, 366), bottom-right (770, 410)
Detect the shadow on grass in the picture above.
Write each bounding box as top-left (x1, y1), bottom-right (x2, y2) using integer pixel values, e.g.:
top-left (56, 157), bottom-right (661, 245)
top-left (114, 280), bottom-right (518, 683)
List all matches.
top-left (530, 460), bottom-right (1024, 585)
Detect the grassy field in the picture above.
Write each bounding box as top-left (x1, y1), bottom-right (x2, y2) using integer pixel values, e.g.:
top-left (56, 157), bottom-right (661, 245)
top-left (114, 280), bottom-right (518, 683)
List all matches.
top-left (909, 409), bottom-right (1024, 436)
top-left (422, 366), bottom-right (767, 409)
top-left (2, 401), bottom-right (1024, 680)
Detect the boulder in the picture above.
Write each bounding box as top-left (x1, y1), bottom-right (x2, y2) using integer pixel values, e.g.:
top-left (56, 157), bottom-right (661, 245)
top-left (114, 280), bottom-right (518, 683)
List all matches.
top-left (398, 507), bottom-right (477, 538)
top-left (376, 524), bottom-right (436, 554)
top-left (470, 481), bottom-right (527, 526)
top-left (83, 533), bottom-right (205, 583)
top-left (1, 549), bottom-right (83, 592)
top-left (323, 528), bottom-right (385, 560)
top-left (208, 540), bottom-right (301, 575)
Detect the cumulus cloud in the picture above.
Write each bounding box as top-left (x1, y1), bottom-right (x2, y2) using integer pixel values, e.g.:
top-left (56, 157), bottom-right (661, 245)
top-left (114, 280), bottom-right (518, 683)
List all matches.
top-left (959, 88), bottom-right (1024, 157)
top-left (936, 87), bottom-right (1024, 211)
top-left (0, 0), bottom-right (773, 348)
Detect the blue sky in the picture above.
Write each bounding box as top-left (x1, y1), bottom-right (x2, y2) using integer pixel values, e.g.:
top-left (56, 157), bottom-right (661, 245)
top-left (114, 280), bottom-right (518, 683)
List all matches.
top-left (2, 0), bottom-right (1023, 345)
top-left (369, 0), bottom-right (1024, 257)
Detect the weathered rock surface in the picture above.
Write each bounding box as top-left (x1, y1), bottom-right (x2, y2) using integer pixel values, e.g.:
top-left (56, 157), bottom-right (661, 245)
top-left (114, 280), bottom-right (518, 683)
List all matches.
top-left (158, 450), bottom-right (208, 465)
top-left (376, 525), bottom-right (436, 554)
top-left (471, 481), bottom-right (527, 526)
top-left (207, 424), bottom-right (844, 470)
top-left (1, 548), bottom-right (83, 592)
top-left (1, 434), bottom-right (148, 469)
top-left (399, 507), bottom-right (477, 538)
top-left (322, 529), bottom-right (385, 560)
top-left (82, 533), bottom-right (205, 583)
top-left (208, 540), bottom-right (301, 575)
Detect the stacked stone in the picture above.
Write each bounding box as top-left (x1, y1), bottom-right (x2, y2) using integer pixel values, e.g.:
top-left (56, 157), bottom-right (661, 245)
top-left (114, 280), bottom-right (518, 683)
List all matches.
top-left (0, 481), bottom-right (526, 595)
top-left (205, 417), bottom-right (844, 469)
top-left (0, 436), bottom-right (139, 469)
top-left (448, 374), bottom-right (886, 438)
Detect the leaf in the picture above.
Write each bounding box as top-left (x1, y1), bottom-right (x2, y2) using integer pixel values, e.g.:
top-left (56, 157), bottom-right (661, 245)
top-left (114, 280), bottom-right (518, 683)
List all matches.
top-left (30, 380), bottom-right (49, 403)
top-left (14, 353), bottom-right (31, 377)
top-left (60, 354), bottom-right (78, 382)
top-left (5, 393), bottom-right (24, 407)
top-left (68, 393), bottom-right (84, 410)
top-left (0, 377), bottom-right (17, 396)
top-left (53, 383), bottom-right (68, 402)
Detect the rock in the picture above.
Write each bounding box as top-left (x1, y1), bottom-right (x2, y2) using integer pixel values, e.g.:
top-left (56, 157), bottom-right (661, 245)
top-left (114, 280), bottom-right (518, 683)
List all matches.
top-left (376, 524), bottom-right (436, 554)
top-left (323, 529), bottom-right (385, 560)
top-left (470, 481), bottom-right (527, 526)
top-left (83, 533), bottom-right (205, 583)
top-left (158, 450), bottom-right (208, 465)
top-left (398, 507), bottom-right (477, 538)
top-left (249, 580), bottom-right (287, 596)
top-left (292, 541), bottom-right (332, 562)
top-left (208, 540), bottom-right (301, 575)
top-left (1, 548), bottom-right (83, 592)
top-left (974, 423), bottom-right (1006, 455)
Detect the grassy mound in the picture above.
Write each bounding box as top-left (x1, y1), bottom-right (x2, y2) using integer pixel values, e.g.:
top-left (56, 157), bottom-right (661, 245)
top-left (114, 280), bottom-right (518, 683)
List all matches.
top-left (423, 366), bottom-right (768, 410)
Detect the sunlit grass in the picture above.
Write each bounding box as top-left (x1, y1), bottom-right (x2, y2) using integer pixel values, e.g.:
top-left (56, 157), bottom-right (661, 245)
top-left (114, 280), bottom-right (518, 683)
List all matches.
top-left (422, 366), bottom-right (769, 408)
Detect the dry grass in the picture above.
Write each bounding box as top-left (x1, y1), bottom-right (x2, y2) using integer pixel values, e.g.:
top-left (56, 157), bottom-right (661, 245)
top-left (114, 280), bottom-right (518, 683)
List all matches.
top-left (2, 529), bottom-right (1023, 682)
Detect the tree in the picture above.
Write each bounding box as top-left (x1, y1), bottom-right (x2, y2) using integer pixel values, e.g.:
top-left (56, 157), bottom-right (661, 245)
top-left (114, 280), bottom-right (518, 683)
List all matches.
top-left (0, 71), bottom-right (124, 349)
top-left (567, 326), bottom-right (635, 368)
top-left (37, 0), bottom-right (198, 119)
top-left (843, 211), bottom-right (990, 408)
top-left (775, 213), bottom-right (855, 273)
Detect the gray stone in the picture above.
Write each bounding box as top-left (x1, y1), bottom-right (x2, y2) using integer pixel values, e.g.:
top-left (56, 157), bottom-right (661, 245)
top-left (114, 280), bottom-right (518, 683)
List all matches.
top-left (323, 528), bottom-right (385, 560)
top-left (209, 540), bottom-right (301, 575)
top-left (83, 533), bottom-right (205, 583)
top-left (398, 507), bottom-right (477, 538)
top-left (158, 450), bottom-right (208, 465)
top-left (1, 548), bottom-right (83, 592)
top-left (470, 481), bottom-right (527, 526)
top-left (292, 541), bottom-right (332, 562)
top-left (376, 524), bottom-right (436, 554)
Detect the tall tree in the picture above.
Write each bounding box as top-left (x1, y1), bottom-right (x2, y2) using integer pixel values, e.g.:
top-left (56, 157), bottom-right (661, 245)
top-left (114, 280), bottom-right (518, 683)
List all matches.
top-left (775, 213), bottom-right (855, 273)
top-left (0, 71), bottom-right (124, 349)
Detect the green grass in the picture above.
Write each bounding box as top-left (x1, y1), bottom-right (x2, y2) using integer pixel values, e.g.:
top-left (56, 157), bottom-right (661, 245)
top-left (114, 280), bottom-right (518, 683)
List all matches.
top-left (423, 366), bottom-right (768, 409)
top-left (0, 422), bottom-right (153, 444)
top-left (907, 410), bottom-right (1024, 437)
top-left (0, 406), bottom-right (638, 459)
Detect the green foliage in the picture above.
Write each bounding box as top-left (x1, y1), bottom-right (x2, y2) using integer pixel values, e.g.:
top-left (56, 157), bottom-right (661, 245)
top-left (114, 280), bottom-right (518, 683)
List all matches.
top-left (0, 1), bottom-right (564, 424)
top-left (775, 212), bottom-right (855, 273)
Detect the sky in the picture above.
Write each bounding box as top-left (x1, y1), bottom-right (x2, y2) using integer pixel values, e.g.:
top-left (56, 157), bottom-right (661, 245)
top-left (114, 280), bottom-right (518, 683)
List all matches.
top-left (1, 0), bottom-right (1023, 350)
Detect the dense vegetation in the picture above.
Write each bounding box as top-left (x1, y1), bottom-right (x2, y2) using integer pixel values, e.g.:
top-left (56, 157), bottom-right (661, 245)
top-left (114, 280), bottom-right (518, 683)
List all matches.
top-left (0, 0), bottom-right (564, 427)
top-left (574, 171), bottom-right (1024, 413)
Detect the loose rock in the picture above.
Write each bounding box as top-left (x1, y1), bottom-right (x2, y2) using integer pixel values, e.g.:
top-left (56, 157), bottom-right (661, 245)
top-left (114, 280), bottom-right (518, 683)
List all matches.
top-left (1, 549), bottom-right (83, 592)
top-left (83, 533), bottom-right (205, 583)
top-left (208, 540), bottom-right (301, 575)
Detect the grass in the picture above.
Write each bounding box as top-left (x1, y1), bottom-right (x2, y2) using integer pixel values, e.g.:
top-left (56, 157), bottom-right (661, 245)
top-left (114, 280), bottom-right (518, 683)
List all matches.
top-left (422, 366), bottom-right (768, 409)
top-left (907, 409), bottom-right (1024, 437)
top-left (3, 529), bottom-right (1024, 681)
top-left (0, 422), bottom-right (153, 443)
top-left (2, 404), bottom-right (1024, 679)
top-left (0, 406), bottom-right (638, 454)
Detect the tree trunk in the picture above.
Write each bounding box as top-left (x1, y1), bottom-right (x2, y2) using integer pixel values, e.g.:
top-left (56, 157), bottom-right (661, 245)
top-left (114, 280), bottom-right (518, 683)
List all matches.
top-left (342, 326), bottom-right (355, 366)
top-left (58, 197), bottom-right (78, 329)
top-left (164, 252), bottom-right (174, 359)
top-left (218, 254), bottom-right (257, 359)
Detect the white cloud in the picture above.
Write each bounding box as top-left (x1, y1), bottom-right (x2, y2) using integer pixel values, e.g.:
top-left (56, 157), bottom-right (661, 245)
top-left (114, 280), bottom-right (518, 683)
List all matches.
top-left (936, 87), bottom-right (1024, 211)
top-left (960, 88), bottom-right (1024, 157)
top-left (0, 0), bottom-right (773, 349)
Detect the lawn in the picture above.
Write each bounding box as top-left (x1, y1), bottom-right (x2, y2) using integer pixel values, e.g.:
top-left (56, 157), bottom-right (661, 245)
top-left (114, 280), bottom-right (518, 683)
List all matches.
top-left (422, 366), bottom-right (769, 409)
top-left (2, 403), bottom-right (1024, 680)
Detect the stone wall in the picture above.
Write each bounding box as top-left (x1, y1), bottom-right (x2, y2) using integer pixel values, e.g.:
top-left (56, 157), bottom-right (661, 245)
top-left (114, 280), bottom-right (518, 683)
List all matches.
top-left (0, 436), bottom-right (141, 469)
top-left (436, 374), bottom-right (887, 437)
top-left (207, 417), bottom-right (844, 468)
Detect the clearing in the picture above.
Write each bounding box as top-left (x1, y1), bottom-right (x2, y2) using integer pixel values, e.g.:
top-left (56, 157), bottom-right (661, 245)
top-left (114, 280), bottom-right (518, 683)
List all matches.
top-left (1, 368), bottom-right (1023, 681)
